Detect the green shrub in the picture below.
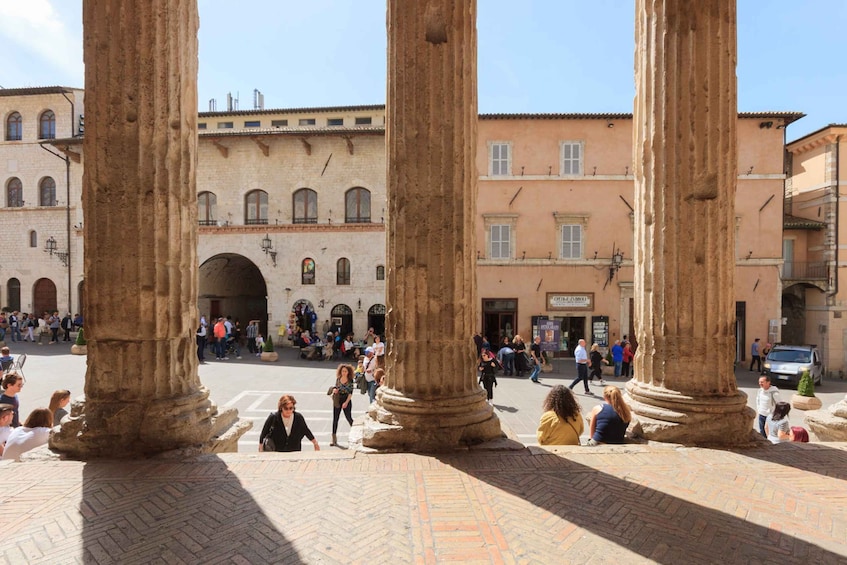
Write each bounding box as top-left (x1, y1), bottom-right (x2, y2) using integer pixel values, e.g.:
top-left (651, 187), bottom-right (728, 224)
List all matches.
top-left (797, 369), bottom-right (815, 397)
top-left (263, 338), bottom-right (274, 353)
top-left (75, 328), bottom-right (87, 345)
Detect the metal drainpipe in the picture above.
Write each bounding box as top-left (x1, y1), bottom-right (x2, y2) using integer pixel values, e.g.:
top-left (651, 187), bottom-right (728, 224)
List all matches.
top-left (835, 135), bottom-right (841, 300)
top-left (59, 91), bottom-right (74, 315)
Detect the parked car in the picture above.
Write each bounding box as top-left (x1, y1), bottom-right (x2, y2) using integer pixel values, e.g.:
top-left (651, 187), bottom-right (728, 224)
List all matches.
top-left (762, 344), bottom-right (823, 387)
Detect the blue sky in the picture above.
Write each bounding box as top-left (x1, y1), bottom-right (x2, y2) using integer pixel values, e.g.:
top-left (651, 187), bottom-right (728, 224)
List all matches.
top-left (1, 0), bottom-right (844, 140)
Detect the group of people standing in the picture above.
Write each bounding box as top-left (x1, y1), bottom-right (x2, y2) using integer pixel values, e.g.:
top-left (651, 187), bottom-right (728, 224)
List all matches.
top-left (0, 311), bottom-right (81, 344)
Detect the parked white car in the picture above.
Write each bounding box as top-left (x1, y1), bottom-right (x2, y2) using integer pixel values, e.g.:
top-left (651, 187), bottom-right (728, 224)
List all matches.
top-left (762, 344), bottom-right (823, 387)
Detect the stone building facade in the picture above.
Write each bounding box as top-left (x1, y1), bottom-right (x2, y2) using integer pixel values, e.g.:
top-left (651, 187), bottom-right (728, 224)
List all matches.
top-left (0, 87), bottom-right (84, 317)
top-left (1, 90), bottom-right (387, 340)
top-left (1, 88), bottom-right (808, 361)
top-left (784, 124), bottom-right (847, 376)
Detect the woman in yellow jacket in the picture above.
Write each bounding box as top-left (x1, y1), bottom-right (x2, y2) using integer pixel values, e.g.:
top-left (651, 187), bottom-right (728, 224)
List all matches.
top-left (537, 385), bottom-right (584, 445)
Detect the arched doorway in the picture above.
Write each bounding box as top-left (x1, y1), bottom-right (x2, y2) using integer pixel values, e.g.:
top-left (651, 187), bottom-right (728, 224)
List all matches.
top-left (368, 304), bottom-right (386, 337)
top-left (6, 278), bottom-right (21, 311)
top-left (331, 304), bottom-right (353, 337)
top-left (33, 278), bottom-right (58, 316)
top-left (199, 254), bottom-right (268, 336)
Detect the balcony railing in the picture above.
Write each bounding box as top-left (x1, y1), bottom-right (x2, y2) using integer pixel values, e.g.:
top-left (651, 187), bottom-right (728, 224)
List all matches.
top-left (782, 261), bottom-right (827, 280)
top-left (199, 219), bottom-right (217, 226)
top-left (292, 217), bottom-right (318, 224)
top-left (245, 218), bottom-right (268, 225)
top-left (345, 216), bottom-right (371, 224)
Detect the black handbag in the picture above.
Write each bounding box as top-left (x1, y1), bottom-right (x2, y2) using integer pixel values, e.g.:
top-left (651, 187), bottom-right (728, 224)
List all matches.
top-left (262, 412), bottom-right (277, 452)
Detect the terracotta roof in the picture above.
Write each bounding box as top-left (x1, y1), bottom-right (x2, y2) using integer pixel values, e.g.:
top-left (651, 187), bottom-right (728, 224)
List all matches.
top-left (480, 111), bottom-right (805, 124)
top-left (199, 104), bottom-right (385, 118)
top-left (787, 123), bottom-right (847, 147)
top-left (784, 214), bottom-right (825, 230)
top-left (0, 86), bottom-right (80, 97)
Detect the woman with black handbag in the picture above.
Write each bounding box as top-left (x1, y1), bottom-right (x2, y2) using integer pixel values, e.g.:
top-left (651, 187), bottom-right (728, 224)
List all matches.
top-left (259, 394), bottom-right (320, 452)
top-left (327, 364), bottom-right (355, 446)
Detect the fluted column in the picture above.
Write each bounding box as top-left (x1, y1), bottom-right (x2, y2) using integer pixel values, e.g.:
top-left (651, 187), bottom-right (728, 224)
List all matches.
top-left (626, 0), bottom-right (754, 444)
top-left (51, 0), bottom-right (220, 457)
top-left (362, 0), bottom-right (502, 449)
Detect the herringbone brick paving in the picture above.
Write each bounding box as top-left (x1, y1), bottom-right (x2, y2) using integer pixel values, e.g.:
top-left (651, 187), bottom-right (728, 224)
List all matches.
top-left (1, 443), bottom-right (847, 564)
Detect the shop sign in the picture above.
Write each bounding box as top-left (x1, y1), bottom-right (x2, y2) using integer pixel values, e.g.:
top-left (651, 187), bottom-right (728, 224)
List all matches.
top-left (547, 293), bottom-right (593, 311)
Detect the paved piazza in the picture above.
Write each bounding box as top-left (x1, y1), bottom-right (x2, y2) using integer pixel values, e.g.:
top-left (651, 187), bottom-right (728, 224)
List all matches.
top-left (2, 343), bottom-right (847, 563)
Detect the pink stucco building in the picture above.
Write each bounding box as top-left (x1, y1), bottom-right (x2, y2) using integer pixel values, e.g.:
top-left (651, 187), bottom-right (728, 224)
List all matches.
top-left (476, 112), bottom-right (803, 362)
top-left (785, 124), bottom-right (847, 376)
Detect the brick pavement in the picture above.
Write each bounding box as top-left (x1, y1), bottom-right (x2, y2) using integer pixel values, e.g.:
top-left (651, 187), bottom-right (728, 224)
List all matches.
top-left (2, 439), bottom-right (847, 564)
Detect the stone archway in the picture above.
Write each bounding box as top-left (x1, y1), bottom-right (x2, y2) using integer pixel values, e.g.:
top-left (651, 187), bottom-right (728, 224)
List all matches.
top-left (368, 304), bottom-right (386, 337)
top-left (331, 304), bottom-right (353, 337)
top-left (781, 284), bottom-right (821, 345)
top-left (199, 254), bottom-right (268, 336)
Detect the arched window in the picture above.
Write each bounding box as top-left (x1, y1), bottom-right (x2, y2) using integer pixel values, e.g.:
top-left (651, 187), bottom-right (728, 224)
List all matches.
top-left (198, 191), bottom-right (217, 225)
top-left (7, 279), bottom-right (21, 311)
top-left (376, 265), bottom-right (385, 281)
top-left (39, 177), bottom-right (56, 206)
top-left (345, 187), bottom-right (371, 223)
top-left (302, 258), bottom-right (316, 285)
top-left (336, 258), bottom-right (351, 285)
top-left (292, 188), bottom-right (318, 224)
top-left (29, 230), bottom-right (37, 248)
top-left (39, 110), bottom-right (56, 140)
top-left (6, 112), bottom-right (22, 141)
top-left (6, 177), bottom-right (23, 207)
top-left (245, 189), bottom-right (268, 224)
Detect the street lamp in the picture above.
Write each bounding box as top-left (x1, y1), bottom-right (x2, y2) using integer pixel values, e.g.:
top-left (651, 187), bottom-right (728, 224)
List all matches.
top-left (261, 234), bottom-right (277, 267)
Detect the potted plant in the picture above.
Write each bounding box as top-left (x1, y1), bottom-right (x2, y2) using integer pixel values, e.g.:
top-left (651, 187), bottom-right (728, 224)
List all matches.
top-left (260, 336), bottom-right (278, 362)
top-left (791, 369), bottom-right (822, 410)
top-left (602, 352), bottom-right (615, 377)
top-left (71, 328), bottom-right (87, 356)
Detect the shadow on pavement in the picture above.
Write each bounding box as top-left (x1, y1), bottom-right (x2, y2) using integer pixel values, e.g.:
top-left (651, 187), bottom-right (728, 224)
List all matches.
top-left (437, 449), bottom-right (846, 563)
top-left (728, 441), bottom-right (847, 481)
top-left (81, 457), bottom-right (305, 564)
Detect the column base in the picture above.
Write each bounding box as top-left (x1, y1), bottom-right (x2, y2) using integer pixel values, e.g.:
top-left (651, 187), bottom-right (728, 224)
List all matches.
top-left (805, 396), bottom-right (847, 441)
top-left (626, 381), bottom-right (755, 446)
top-left (49, 388), bottom-right (252, 458)
top-left (361, 387), bottom-right (504, 451)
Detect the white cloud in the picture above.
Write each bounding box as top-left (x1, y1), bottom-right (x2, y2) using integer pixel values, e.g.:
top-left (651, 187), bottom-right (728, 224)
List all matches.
top-left (0, 0), bottom-right (84, 84)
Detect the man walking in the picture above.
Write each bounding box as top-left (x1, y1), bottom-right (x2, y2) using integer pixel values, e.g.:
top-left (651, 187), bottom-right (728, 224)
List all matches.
top-left (528, 336), bottom-right (543, 383)
top-left (750, 338), bottom-right (762, 373)
top-left (569, 339), bottom-right (591, 395)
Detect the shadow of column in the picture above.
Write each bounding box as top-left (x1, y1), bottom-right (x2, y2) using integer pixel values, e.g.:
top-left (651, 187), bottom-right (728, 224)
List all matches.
top-left (79, 457), bottom-right (305, 564)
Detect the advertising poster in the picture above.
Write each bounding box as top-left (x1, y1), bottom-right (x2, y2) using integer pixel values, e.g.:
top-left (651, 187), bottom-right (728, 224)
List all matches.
top-left (538, 318), bottom-right (560, 352)
top-left (591, 316), bottom-right (609, 348)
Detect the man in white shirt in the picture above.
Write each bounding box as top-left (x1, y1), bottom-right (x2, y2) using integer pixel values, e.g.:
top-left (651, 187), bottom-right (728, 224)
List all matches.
top-left (569, 339), bottom-right (592, 395)
top-left (756, 375), bottom-right (780, 439)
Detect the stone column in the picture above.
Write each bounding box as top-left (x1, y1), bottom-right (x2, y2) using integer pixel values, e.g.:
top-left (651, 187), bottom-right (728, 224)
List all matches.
top-left (362, 0), bottom-right (502, 450)
top-left (51, 0), bottom-right (249, 457)
top-left (626, 0), bottom-right (754, 444)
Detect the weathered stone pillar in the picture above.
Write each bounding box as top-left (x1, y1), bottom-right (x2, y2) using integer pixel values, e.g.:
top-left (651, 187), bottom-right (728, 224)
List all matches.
top-left (362, 0), bottom-right (502, 450)
top-left (51, 0), bottom-right (250, 457)
top-left (626, 0), bottom-right (755, 444)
